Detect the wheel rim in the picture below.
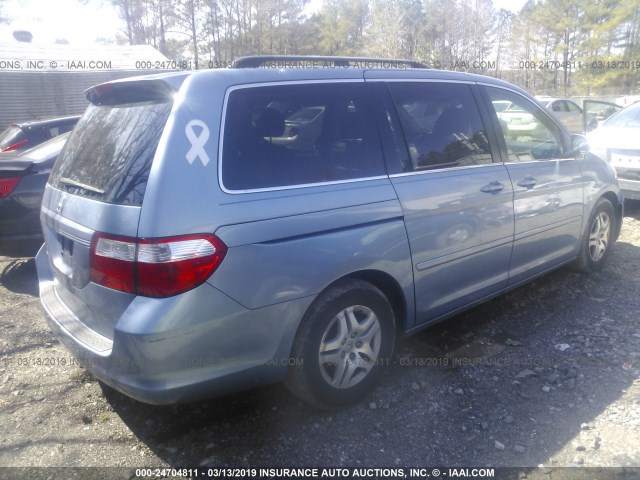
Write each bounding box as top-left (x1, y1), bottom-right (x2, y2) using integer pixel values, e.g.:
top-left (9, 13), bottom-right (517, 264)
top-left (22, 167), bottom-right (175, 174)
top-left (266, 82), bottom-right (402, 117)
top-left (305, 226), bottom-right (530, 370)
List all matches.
top-left (318, 305), bottom-right (382, 389)
top-left (588, 211), bottom-right (611, 262)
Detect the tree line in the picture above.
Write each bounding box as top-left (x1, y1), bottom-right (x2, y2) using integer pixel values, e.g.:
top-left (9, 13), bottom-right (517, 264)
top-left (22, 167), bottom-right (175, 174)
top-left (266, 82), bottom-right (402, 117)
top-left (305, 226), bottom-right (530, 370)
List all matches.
top-left (108, 0), bottom-right (640, 96)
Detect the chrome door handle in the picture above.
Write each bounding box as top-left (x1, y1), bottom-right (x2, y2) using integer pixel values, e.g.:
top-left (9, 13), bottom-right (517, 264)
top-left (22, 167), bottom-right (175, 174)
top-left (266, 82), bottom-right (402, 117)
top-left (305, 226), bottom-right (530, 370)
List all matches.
top-left (517, 176), bottom-right (537, 189)
top-left (480, 181), bottom-right (504, 194)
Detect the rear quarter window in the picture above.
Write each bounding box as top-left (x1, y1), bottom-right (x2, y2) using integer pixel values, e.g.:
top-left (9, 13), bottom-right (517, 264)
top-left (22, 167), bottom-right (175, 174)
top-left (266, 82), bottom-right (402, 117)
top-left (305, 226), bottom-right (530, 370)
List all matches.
top-left (221, 82), bottom-right (386, 191)
top-left (49, 101), bottom-right (171, 206)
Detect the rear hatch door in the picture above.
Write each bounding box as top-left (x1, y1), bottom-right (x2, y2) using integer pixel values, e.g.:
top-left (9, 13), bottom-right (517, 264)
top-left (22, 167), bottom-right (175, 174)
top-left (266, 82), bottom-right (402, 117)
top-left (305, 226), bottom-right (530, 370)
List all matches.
top-left (40, 78), bottom-right (178, 342)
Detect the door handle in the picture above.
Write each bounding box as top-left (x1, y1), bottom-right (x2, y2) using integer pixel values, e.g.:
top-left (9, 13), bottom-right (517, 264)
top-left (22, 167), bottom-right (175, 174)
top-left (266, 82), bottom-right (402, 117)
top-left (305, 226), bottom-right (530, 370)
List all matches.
top-left (480, 181), bottom-right (504, 194)
top-left (517, 176), bottom-right (537, 189)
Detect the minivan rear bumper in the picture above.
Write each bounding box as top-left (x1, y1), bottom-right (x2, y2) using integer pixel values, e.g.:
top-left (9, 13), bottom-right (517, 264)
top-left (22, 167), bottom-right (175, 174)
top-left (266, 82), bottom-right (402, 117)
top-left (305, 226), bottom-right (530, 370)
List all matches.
top-left (36, 246), bottom-right (312, 404)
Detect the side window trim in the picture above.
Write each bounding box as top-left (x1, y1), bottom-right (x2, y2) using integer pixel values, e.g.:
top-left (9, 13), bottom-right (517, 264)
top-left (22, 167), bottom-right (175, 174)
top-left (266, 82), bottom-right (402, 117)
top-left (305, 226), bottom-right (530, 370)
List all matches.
top-left (469, 83), bottom-right (504, 165)
top-left (476, 85), bottom-right (511, 164)
top-left (365, 81), bottom-right (411, 176)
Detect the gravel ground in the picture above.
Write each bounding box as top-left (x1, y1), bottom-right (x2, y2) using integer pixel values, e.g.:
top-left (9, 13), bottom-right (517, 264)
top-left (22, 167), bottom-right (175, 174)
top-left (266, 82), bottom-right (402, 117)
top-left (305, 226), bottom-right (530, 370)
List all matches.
top-left (1, 202), bottom-right (640, 480)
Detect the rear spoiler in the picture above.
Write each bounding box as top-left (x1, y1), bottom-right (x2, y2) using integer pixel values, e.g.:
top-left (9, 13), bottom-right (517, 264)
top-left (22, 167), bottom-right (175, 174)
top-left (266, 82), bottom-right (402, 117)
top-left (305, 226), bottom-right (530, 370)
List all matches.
top-left (85, 79), bottom-right (177, 106)
top-left (0, 159), bottom-right (34, 178)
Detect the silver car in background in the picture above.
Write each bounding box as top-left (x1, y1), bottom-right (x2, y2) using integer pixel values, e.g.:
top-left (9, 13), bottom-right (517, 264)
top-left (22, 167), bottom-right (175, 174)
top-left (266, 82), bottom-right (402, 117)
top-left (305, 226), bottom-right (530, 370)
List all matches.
top-left (36, 56), bottom-right (622, 409)
top-left (588, 101), bottom-right (640, 200)
top-left (537, 97), bottom-right (598, 134)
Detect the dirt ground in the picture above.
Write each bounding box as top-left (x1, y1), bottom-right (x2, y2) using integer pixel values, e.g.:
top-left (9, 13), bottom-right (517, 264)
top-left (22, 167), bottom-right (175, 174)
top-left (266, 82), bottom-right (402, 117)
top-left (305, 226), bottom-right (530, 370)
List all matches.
top-left (1, 202), bottom-right (640, 480)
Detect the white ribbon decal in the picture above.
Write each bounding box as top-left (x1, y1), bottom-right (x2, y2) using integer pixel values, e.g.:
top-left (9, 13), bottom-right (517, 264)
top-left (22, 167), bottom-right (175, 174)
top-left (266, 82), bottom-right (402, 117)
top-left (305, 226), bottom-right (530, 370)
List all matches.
top-left (185, 119), bottom-right (210, 166)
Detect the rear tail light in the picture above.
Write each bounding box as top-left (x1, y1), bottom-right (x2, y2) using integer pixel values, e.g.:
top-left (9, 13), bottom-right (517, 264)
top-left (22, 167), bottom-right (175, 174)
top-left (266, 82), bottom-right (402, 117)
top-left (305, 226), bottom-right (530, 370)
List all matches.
top-left (1, 139), bottom-right (29, 152)
top-left (0, 177), bottom-right (21, 198)
top-left (289, 127), bottom-right (299, 138)
top-left (90, 233), bottom-right (227, 297)
top-left (91, 235), bottom-right (136, 293)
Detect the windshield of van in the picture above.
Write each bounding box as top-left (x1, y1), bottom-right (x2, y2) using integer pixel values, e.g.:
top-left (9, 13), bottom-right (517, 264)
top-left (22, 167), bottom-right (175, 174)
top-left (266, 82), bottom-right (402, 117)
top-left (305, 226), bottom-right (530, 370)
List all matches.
top-left (49, 101), bottom-right (172, 206)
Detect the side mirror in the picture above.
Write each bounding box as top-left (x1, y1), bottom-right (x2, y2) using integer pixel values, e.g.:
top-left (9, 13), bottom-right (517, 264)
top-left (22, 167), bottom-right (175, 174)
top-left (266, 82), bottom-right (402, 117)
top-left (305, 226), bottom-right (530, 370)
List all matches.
top-left (571, 134), bottom-right (588, 155)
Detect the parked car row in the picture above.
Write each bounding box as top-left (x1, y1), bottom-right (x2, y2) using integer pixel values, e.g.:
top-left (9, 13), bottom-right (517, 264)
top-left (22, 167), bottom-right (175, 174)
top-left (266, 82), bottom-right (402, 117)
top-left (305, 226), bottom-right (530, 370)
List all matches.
top-left (0, 132), bottom-right (70, 256)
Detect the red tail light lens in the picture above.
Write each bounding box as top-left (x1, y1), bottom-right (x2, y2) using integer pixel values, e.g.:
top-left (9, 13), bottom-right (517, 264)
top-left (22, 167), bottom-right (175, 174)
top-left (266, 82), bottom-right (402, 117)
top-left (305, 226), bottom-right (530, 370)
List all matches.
top-left (90, 233), bottom-right (227, 297)
top-left (0, 177), bottom-right (21, 198)
top-left (137, 235), bottom-right (226, 297)
top-left (90, 234), bottom-right (136, 293)
top-left (1, 139), bottom-right (29, 152)
top-left (289, 127), bottom-right (299, 138)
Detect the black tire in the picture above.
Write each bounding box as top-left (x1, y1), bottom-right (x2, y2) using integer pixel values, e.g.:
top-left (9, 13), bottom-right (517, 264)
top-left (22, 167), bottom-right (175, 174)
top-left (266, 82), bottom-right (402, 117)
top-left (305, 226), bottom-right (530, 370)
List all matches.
top-left (286, 278), bottom-right (395, 409)
top-left (574, 198), bottom-right (616, 272)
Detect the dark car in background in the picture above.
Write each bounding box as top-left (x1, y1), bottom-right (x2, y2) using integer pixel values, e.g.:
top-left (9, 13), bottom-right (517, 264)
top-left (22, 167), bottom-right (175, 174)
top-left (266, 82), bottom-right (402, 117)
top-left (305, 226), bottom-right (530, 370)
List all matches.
top-left (0, 132), bottom-right (70, 256)
top-left (0, 115), bottom-right (79, 153)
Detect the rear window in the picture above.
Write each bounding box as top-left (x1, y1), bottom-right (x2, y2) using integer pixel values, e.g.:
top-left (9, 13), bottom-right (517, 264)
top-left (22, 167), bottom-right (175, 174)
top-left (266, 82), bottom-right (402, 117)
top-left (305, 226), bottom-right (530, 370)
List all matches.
top-left (49, 101), bottom-right (171, 206)
top-left (221, 82), bottom-right (385, 191)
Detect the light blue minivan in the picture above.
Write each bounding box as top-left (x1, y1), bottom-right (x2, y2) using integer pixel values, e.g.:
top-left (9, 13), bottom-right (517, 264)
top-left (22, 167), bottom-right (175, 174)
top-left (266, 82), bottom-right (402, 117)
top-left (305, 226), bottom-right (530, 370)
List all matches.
top-left (36, 56), bottom-right (622, 409)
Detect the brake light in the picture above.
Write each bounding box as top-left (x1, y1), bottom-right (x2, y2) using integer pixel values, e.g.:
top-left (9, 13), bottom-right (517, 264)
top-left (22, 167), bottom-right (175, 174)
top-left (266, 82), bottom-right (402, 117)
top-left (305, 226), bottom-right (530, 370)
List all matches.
top-left (1, 139), bottom-right (28, 152)
top-left (0, 177), bottom-right (21, 198)
top-left (289, 127), bottom-right (299, 138)
top-left (90, 233), bottom-right (227, 297)
top-left (91, 235), bottom-right (136, 293)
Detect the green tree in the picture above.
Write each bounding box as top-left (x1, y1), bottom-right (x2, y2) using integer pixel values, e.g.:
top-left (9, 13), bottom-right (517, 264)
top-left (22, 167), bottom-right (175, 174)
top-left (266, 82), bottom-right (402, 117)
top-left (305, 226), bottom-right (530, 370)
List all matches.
top-left (365, 0), bottom-right (423, 59)
top-left (316, 0), bottom-right (369, 55)
top-left (171, 0), bottom-right (204, 68)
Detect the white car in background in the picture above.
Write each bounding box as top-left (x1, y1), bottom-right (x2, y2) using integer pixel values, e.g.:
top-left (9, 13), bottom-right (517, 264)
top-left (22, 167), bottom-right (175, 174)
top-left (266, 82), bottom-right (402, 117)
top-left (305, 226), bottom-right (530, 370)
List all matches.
top-left (588, 101), bottom-right (640, 201)
top-left (494, 101), bottom-right (542, 137)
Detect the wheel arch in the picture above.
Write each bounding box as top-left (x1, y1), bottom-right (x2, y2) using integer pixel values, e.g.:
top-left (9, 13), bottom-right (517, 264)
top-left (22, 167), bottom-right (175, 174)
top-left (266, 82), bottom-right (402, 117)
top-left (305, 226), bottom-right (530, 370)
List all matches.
top-left (284, 269), bottom-right (406, 408)
top-left (601, 190), bottom-right (623, 240)
top-left (288, 268), bottom-right (410, 358)
top-left (343, 270), bottom-right (408, 337)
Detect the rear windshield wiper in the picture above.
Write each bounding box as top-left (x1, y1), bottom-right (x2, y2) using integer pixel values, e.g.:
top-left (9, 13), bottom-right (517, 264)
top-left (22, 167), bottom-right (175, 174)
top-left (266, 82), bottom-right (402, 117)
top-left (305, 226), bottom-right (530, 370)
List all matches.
top-left (59, 177), bottom-right (105, 195)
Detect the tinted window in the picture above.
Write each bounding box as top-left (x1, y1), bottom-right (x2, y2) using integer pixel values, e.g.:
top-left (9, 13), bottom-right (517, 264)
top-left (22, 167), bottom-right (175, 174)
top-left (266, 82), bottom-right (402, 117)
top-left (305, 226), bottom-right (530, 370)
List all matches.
top-left (49, 101), bottom-right (171, 205)
top-left (222, 83), bottom-right (385, 191)
top-left (487, 87), bottom-right (564, 161)
top-left (387, 82), bottom-right (492, 171)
